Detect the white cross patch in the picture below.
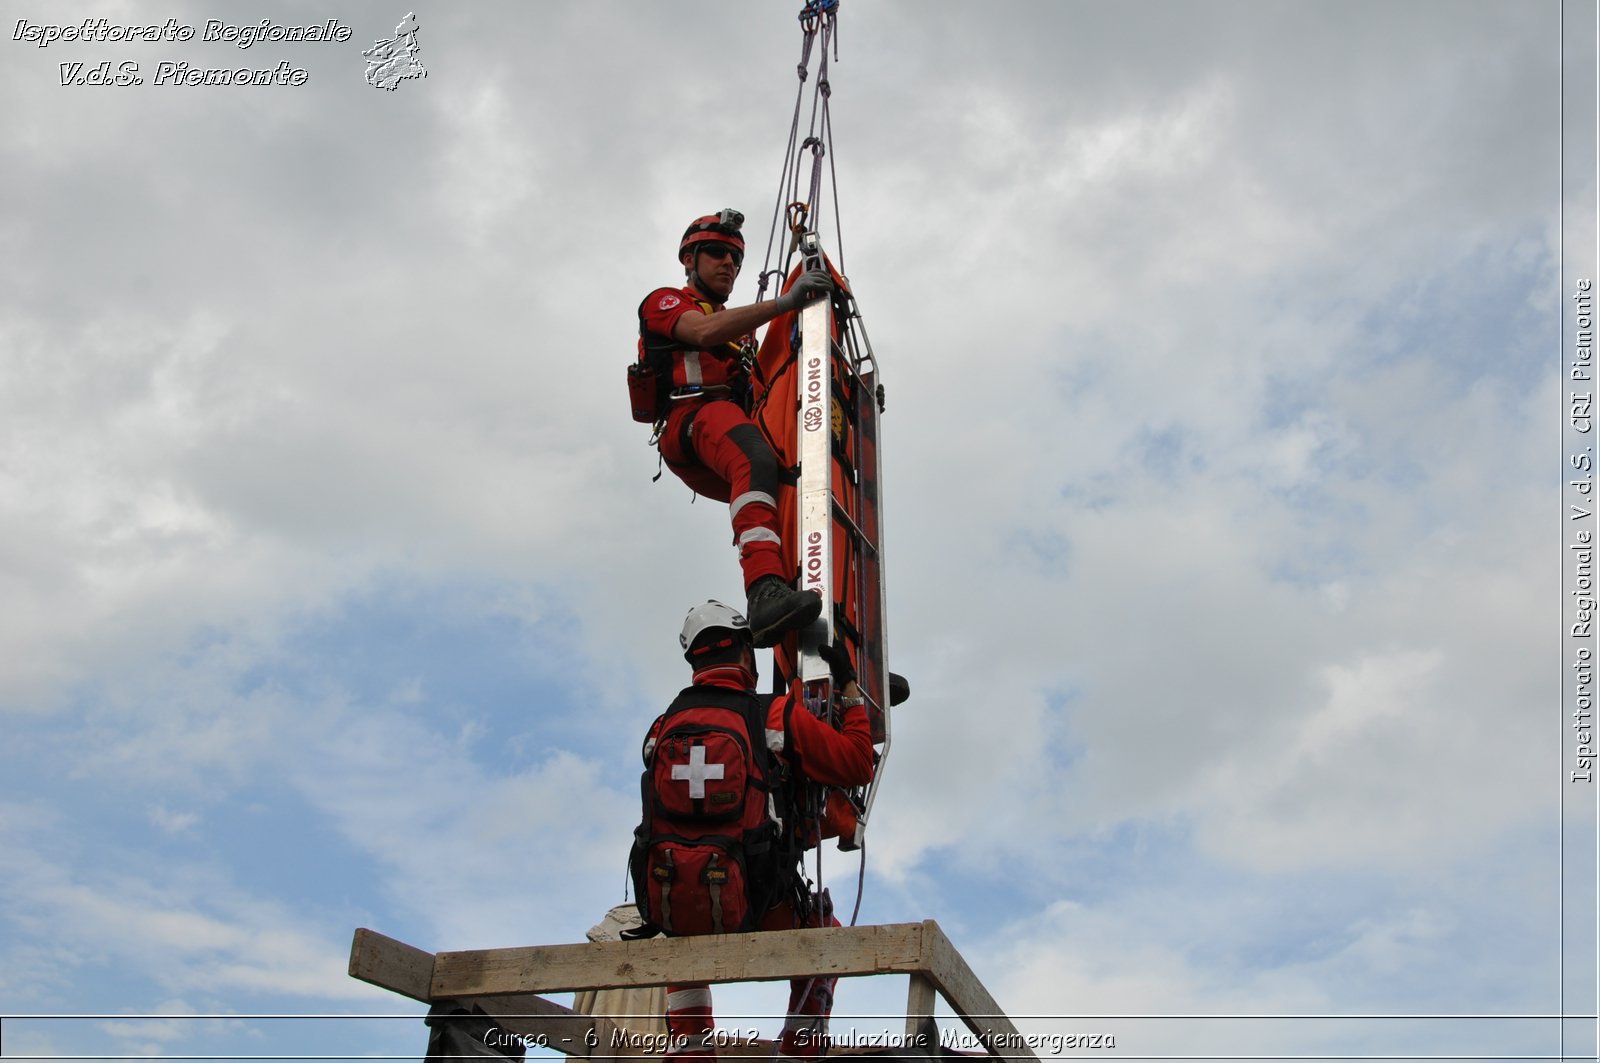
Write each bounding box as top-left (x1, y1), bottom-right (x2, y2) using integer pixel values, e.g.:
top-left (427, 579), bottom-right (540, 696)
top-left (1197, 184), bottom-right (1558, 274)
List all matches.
top-left (671, 744), bottom-right (725, 799)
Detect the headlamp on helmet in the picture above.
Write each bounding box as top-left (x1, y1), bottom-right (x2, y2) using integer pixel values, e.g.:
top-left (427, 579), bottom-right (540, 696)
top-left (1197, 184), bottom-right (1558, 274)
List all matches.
top-left (679, 209), bottom-right (746, 264)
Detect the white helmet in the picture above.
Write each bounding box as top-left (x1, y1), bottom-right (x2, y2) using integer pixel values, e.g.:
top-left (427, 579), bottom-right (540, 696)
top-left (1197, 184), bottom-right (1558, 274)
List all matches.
top-left (679, 600), bottom-right (750, 659)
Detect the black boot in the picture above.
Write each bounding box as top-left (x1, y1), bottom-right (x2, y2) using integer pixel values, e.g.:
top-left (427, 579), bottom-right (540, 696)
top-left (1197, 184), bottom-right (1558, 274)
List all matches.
top-left (746, 575), bottom-right (822, 648)
top-left (889, 672), bottom-right (910, 706)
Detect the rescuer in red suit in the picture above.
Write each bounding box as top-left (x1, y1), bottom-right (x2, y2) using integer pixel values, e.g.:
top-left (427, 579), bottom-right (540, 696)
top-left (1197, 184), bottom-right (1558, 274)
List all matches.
top-left (655, 601), bottom-right (873, 1063)
top-left (637, 210), bottom-right (833, 647)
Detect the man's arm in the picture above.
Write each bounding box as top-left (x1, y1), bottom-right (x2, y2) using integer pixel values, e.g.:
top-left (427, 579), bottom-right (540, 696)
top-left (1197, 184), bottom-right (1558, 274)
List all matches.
top-left (776, 684), bottom-right (875, 789)
top-left (672, 299), bottom-right (782, 350)
top-left (672, 269), bottom-right (835, 350)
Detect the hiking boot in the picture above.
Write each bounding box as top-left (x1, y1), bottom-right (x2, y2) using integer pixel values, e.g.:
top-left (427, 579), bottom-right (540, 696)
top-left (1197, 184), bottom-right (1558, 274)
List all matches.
top-left (746, 576), bottom-right (822, 648)
top-left (888, 672), bottom-right (911, 706)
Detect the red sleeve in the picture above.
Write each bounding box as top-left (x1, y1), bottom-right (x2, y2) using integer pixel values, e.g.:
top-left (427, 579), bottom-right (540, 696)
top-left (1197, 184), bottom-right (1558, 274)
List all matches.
top-left (770, 687), bottom-right (875, 788)
top-left (639, 287), bottom-right (704, 344)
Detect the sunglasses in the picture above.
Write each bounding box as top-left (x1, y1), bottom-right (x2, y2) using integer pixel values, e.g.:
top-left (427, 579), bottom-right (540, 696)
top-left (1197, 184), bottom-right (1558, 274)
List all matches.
top-left (698, 243), bottom-right (744, 266)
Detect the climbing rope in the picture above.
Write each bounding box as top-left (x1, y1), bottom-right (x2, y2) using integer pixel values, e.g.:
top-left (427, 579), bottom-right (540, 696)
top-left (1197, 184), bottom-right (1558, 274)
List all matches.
top-left (758, 0), bottom-right (845, 302)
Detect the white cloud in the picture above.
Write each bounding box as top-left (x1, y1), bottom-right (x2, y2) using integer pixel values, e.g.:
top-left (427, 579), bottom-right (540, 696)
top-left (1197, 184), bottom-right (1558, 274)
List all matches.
top-left (147, 804), bottom-right (201, 836)
top-left (0, 813), bottom-right (378, 1006)
top-left (282, 696), bottom-right (640, 948)
top-left (432, 78), bottom-right (540, 247)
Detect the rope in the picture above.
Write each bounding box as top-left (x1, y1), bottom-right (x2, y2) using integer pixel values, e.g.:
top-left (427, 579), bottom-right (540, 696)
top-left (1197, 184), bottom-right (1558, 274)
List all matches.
top-left (824, 103), bottom-right (844, 271)
top-left (757, 20), bottom-right (813, 301)
top-left (849, 837), bottom-right (866, 927)
top-left (760, 1), bottom-right (846, 294)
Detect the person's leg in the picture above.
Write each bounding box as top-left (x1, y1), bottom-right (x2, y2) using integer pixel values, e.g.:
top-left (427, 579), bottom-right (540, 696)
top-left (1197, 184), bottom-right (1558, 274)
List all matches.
top-left (662, 401), bottom-right (820, 644)
top-left (664, 983), bottom-right (716, 1063)
top-left (760, 893), bottom-right (839, 1063)
top-left (681, 401), bottom-right (786, 590)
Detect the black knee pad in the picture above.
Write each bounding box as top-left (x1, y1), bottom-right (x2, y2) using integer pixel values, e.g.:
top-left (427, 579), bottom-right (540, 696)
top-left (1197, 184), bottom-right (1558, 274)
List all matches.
top-left (726, 423), bottom-right (780, 499)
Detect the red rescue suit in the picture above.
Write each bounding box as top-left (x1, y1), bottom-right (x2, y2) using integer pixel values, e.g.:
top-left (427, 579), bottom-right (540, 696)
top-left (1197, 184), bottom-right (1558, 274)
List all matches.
top-left (638, 285), bottom-right (787, 591)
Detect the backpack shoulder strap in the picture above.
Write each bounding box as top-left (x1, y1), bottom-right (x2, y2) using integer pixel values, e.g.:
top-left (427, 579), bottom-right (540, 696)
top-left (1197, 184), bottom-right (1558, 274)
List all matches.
top-left (663, 684), bottom-right (754, 718)
top-left (638, 290), bottom-right (716, 355)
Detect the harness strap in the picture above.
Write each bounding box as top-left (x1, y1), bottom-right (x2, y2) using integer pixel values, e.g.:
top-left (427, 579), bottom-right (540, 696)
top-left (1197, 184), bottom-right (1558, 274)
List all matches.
top-left (658, 848), bottom-right (676, 931)
top-left (706, 853), bottom-right (727, 933)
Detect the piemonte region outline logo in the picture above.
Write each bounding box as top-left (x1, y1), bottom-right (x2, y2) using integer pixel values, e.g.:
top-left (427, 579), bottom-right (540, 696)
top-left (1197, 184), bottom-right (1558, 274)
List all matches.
top-left (363, 12), bottom-right (424, 91)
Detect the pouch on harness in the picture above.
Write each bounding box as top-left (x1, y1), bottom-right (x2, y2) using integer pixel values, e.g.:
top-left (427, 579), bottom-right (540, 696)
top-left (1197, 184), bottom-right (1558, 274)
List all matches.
top-left (627, 353), bottom-right (673, 424)
top-left (630, 686), bottom-right (793, 936)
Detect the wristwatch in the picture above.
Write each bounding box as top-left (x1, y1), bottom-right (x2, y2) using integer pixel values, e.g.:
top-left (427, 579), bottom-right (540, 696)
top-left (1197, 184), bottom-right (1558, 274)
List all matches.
top-left (839, 695), bottom-right (865, 708)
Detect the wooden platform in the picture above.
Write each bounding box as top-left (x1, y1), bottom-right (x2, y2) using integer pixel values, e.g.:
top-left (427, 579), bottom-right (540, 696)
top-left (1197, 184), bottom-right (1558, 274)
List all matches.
top-left (349, 920), bottom-right (1036, 1063)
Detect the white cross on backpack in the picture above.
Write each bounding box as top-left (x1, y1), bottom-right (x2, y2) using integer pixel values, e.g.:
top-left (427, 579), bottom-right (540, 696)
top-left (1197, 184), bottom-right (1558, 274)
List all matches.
top-left (671, 744), bottom-right (725, 799)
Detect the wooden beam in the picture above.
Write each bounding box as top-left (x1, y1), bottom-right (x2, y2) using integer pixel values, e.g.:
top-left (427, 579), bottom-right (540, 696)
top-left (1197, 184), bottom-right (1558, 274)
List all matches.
top-left (431, 922), bottom-right (930, 998)
top-left (348, 927), bottom-right (434, 1003)
top-left (351, 921), bottom-right (1029, 1062)
top-left (905, 975), bottom-right (937, 1044)
top-left (461, 993), bottom-right (597, 1057)
top-left (589, 1015), bottom-right (623, 1063)
top-left (917, 922), bottom-right (1036, 1063)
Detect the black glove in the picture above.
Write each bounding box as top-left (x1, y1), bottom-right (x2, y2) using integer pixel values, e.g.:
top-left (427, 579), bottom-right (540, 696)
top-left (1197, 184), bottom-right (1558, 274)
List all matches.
top-left (816, 641), bottom-right (856, 685)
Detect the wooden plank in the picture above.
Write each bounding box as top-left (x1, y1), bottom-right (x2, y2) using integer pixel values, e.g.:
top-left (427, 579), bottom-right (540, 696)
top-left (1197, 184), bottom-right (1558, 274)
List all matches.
top-left (590, 1015), bottom-right (624, 1063)
top-left (348, 927), bottom-right (434, 1003)
top-left (463, 993), bottom-right (597, 1058)
top-left (353, 921), bottom-right (1029, 1063)
top-left (904, 975), bottom-right (938, 1045)
top-left (432, 922), bottom-right (929, 998)
top-left (917, 921), bottom-right (1036, 1063)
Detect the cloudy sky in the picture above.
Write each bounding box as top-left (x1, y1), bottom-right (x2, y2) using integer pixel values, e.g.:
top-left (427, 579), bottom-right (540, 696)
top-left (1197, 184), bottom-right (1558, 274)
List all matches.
top-left (1, 1), bottom-right (1594, 1059)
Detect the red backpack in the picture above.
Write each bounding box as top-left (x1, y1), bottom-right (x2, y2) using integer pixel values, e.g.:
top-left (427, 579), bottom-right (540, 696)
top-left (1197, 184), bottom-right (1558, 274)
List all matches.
top-left (629, 686), bottom-right (793, 936)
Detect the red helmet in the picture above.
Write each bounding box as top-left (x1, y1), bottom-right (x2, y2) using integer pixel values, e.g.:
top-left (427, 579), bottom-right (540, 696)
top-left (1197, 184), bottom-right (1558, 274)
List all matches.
top-left (679, 209), bottom-right (746, 262)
